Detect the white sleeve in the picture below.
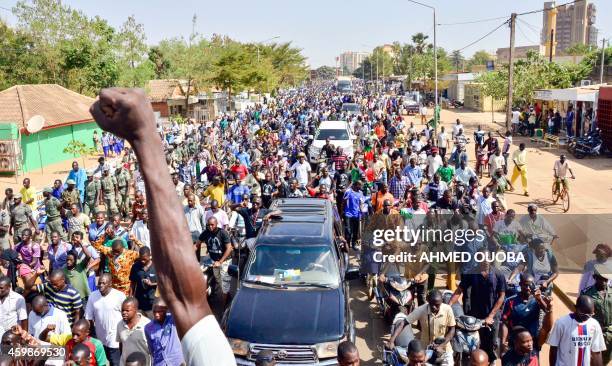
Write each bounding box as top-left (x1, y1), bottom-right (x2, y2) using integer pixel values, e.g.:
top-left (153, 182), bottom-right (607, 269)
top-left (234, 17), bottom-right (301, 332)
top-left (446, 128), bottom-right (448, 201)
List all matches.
top-left (181, 315), bottom-right (236, 366)
top-left (16, 295), bottom-right (28, 321)
top-left (546, 318), bottom-right (563, 347)
top-left (590, 321), bottom-right (607, 353)
top-left (84, 295), bottom-right (94, 320)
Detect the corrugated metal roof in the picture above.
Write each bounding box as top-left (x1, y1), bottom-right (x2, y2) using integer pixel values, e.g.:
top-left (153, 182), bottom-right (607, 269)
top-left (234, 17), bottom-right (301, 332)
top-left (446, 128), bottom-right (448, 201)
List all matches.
top-left (0, 84), bottom-right (95, 130)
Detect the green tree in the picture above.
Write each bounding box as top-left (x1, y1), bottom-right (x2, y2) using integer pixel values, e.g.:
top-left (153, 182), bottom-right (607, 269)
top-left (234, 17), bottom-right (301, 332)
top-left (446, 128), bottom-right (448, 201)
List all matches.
top-left (63, 140), bottom-right (97, 167)
top-left (11, 0), bottom-right (119, 95)
top-left (450, 50), bottom-right (464, 72)
top-left (148, 46), bottom-right (171, 79)
top-left (116, 15), bottom-right (152, 87)
top-left (564, 43), bottom-right (595, 56)
top-left (315, 66), bottom-right (336, 80)
top-left (209, 42), bottom-right (249, 109)
top-left (477, 51), bottom-right (591, 107)
top-left (467, 50), bottom-right (493, 71)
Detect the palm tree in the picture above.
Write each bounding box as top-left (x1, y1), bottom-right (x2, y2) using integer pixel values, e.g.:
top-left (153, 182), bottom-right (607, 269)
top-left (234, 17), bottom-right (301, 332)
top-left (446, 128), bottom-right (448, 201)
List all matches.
top-left (451, 50), bottom-right (464, 72)
top-left (412, 33), bottom-right (429, 54)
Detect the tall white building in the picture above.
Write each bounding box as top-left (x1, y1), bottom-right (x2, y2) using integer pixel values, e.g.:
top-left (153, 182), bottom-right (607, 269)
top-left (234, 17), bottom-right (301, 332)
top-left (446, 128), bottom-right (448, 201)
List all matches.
top-left (339, 51), bottom-right (369, 74)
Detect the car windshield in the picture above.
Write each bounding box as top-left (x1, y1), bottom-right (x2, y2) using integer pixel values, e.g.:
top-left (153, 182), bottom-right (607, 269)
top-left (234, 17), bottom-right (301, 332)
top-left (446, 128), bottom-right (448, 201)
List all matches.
top-left (246, 245), bottom-right (340, 287)
top-left (316, 129), bottom-right (349, 140)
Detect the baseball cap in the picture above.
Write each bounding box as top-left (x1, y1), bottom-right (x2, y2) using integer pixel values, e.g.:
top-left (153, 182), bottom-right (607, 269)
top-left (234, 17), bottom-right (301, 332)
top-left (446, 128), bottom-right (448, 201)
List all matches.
top-left (431, 147), bottom-right (439, 153)
top-left (87, 170), bottom-right (94, 176)
top-left (66, 179), bottom-right (76, 185)
top-left (43, 187), bottom-right (53, 194)
top-left (13, 193), bottom-right (22, 199)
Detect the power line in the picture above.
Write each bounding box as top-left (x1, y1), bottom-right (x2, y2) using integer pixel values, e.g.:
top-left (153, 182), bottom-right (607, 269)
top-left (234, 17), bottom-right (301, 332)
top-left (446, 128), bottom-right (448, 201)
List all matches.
top-left (436, 0), bottom-right (584, 28)
top-left (455, 20), bottom-right (509, 52)
top-left (438, 15), bottom-right (508, 26)
top-left (516, 21), bottom-right (536, 44)
top-left (517, 0), bottom-right (584, 16)
top-left (518, 19), bottom-right (541, 37)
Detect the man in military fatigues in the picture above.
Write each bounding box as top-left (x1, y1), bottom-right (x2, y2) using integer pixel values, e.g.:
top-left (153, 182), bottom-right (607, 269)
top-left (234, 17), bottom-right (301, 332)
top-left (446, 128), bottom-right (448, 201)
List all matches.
top-left (100, 166), bottom-right (119, 217)
top-left (9, 194), bottom-right (36, 242)
top-left (581, 262), bottom-right (612, 365)
top-left (43, 187), bottom-right (66, 240)
top-left (61, 179), bottom-right (81, 210)
top-left (115, 166), bottom-right (131, 220)
top-left (83, 171), bottom-right (100, 217)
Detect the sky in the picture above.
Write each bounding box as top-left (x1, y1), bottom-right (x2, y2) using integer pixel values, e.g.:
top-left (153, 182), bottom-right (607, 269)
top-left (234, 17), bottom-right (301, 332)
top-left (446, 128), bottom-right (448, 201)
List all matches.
top-left (0, 0), bottom-right (610, 68)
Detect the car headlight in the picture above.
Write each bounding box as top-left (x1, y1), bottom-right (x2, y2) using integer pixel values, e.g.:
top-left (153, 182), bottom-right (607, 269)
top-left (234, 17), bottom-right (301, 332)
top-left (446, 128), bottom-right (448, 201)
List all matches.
top-left (314, 340), bottom-right (340, 359)
top-left (227, 338), bottom-right (250, 356)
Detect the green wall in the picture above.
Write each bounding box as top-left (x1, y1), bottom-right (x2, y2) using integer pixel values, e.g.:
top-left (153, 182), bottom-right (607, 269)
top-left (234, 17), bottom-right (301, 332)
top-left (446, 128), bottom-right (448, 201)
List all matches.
top-left (21, 122), bottom-right (101, 172)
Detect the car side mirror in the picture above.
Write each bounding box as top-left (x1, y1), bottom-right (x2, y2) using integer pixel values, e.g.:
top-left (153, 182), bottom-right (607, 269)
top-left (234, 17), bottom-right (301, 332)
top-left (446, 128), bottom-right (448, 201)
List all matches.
top-left (345, 267), bottom-right (360, 281)
top-left (228, 264), bottom-right (239, 278)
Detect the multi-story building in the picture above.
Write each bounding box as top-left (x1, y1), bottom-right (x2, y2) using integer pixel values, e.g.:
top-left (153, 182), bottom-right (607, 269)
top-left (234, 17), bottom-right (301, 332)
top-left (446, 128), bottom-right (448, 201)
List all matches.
top-left (541, 0), bottom-right (598, 54)
top-left (338, 51), bottom-right (369, 74)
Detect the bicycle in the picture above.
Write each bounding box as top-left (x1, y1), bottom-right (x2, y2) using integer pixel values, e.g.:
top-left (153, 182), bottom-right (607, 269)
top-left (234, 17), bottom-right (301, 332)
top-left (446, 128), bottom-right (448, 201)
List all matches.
top-left (552, 177), bottom-right (572, 212)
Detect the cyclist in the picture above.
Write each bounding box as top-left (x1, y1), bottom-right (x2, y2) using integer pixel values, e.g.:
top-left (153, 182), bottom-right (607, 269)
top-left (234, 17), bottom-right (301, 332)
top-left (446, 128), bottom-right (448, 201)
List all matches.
top-left (553, 154), bottom-right (575, 194)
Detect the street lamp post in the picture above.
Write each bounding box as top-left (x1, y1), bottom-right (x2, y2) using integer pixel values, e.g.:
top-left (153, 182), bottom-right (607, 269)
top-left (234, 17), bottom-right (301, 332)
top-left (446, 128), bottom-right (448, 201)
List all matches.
top-left (406, 0), bottom-right (438, 136)
top-left (256, 36), bottom-right (280, 63)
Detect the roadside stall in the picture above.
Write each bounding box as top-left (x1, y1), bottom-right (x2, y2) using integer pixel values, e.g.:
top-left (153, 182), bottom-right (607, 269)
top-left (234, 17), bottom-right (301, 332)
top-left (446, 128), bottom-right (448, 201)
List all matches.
top-left (534, 84), bottom-right (604, 139)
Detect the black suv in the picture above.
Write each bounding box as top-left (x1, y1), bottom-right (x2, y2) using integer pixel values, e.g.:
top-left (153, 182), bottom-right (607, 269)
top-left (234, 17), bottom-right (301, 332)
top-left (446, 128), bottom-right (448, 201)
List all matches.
top-left (223, 198), bottom-right (358, 365)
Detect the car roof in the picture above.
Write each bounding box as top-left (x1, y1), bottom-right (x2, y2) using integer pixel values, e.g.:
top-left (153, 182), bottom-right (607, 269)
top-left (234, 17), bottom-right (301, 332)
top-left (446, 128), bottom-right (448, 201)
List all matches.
top-left (257, 198), bottom-right (335, 246)
top-left (318, 120), bottom-right (349, 129)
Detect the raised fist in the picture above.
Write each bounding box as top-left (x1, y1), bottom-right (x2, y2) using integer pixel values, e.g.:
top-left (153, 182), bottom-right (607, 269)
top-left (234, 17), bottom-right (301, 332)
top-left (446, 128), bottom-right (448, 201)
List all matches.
top-left (90, 88), bottom-right (156, 143)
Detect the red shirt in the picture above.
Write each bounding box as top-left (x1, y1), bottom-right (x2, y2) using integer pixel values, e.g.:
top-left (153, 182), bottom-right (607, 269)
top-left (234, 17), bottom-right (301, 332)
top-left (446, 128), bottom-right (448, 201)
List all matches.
top-left (230, 164), bottom-right (249, 180)
top-left (66, 338), bottom-right (98, 366)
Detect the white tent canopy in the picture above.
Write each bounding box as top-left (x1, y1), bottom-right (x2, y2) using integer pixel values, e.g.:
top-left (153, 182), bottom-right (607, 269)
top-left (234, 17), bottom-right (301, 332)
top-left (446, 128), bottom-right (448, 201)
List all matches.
top-left (534, 84), bottom-right (606, 103)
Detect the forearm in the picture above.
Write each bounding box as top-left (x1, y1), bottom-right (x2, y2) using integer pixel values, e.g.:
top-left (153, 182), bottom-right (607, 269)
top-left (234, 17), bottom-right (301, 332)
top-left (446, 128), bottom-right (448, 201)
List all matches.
top-left (132, 133), bottom-right (210, 337)
top-left (488, 293), bottom-right (505, 318)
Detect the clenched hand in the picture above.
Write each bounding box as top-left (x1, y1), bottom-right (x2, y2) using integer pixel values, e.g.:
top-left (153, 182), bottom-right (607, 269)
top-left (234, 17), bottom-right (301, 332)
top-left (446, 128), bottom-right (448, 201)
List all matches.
top-left (89, 88), bottom-right (156, 142)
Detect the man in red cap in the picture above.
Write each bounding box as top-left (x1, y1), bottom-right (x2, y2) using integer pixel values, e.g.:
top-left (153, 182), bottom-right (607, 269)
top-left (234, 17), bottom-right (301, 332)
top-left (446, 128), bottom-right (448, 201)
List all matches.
top-left (579, 243), bottom-right (611, 293)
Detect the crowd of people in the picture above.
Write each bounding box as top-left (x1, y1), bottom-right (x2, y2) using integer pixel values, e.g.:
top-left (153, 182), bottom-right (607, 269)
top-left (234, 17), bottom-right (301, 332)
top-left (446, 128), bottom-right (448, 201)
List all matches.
top-left (0, 82), bottom-right (609, 366)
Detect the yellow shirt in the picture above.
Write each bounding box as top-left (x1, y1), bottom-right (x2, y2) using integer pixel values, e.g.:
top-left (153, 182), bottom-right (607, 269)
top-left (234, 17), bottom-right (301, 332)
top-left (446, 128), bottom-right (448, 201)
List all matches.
top-left (512, 149), bottom-right (527, 166)
top-left (20, 186), bottom-right (37, 210)
top-left (203, 184), bottom-right (225, 205)
top-left (49, 333), bottom-right (72, 346)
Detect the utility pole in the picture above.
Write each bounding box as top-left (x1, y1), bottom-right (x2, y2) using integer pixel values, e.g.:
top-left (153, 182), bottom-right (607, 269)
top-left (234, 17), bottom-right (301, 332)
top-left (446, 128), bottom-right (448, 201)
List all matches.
top-left (549, 29), bottom-right (554, 62)
top-left (506, 13), bottom-right (516, 130)
top-left (600, 38), bottom-right (607, 84)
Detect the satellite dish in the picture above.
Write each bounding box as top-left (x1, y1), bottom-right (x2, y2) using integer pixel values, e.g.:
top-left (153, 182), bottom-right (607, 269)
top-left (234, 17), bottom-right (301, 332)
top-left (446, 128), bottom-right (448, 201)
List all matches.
top-left (26, 115), bottom-right (45, 134)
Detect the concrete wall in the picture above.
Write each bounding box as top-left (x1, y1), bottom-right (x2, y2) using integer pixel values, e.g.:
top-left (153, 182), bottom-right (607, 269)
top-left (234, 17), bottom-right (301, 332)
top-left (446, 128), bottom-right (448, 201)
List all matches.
top-left (464, 84), bottom-right (506, 112)
top-left (21, 122), bottom-right (101, 172)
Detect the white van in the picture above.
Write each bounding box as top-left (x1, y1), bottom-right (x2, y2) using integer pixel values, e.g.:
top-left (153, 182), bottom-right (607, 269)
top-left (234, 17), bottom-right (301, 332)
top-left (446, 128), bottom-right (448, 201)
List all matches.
top-left (308, 120), bottom-right (355, 164)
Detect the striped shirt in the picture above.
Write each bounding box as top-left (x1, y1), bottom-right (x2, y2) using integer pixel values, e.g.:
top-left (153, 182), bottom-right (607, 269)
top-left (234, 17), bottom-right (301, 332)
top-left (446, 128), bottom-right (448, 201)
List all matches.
top-left (36, 283), bottom-right (83, 325)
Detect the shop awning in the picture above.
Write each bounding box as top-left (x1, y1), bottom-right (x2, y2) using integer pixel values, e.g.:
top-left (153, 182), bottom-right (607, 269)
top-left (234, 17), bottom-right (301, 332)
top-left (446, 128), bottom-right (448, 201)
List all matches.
top-left (534, 84), bottom-right (607, 103)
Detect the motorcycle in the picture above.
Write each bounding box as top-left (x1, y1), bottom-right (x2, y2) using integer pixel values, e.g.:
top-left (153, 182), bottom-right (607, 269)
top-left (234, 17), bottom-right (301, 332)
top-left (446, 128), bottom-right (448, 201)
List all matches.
top-left (381, 312), bottom-right (445, 365)
top-left (452, 315), bottom-right (486, 366)
top-left (377, 275), bottom-right (415, 324)
top-left (567, 129), bottom-right (601, 154)
top-left (573, 137), bottom-right (603, 159)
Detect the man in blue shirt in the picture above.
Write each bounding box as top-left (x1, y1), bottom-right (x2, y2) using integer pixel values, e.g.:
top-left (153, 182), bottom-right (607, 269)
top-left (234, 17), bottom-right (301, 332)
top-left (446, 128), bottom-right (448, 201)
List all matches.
top-left (343, 180), bottom-right (364, 250)
top-left (501, 273), bottom-right (550, 354)
top-left (227, 177), bottom-right (251, 205)
top-left (145, 298), bottom-right (185, 366)
top-left (402, 158), bottom-right (423, 188)
top-left (235, 146), bottom-right (251, 168)
top-left (66, 161), bottom-right (87, 204)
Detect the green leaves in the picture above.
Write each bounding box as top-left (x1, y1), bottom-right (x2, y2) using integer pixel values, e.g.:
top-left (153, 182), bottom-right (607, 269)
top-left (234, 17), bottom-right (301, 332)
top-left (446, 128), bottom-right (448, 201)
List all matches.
top-left (476, 50), bottom-right (593, 106)
top-left (63, 140), bottom-right (97, 157)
